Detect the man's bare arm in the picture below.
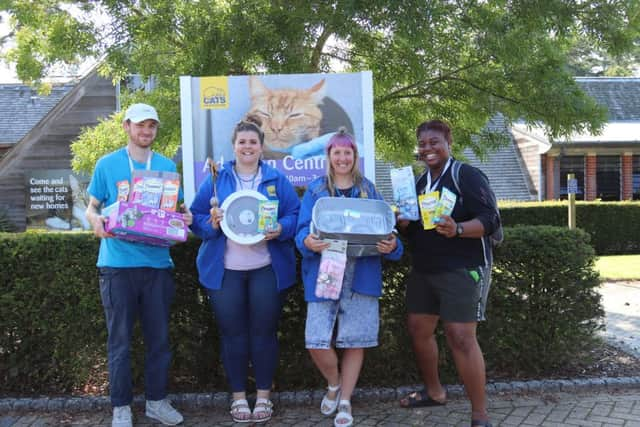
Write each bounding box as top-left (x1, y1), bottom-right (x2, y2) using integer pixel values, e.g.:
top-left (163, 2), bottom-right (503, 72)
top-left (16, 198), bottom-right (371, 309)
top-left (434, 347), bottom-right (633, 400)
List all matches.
top-left (86, 196), bottom-right (112, 238)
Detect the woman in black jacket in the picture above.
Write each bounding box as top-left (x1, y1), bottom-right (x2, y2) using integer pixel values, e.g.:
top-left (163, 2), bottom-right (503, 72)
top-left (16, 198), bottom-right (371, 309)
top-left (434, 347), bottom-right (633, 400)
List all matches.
top-left (397, 120), bottom-right (500, 427)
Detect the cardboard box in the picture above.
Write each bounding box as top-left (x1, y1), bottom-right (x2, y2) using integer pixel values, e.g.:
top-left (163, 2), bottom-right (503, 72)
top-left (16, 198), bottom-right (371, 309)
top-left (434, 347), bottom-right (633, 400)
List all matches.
top-left (103, 201), bottom-right (187, 246)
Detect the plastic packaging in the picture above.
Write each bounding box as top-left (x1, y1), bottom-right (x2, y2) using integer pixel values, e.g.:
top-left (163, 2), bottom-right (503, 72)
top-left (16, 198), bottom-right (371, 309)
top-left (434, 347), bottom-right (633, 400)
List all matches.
top-left (129, 170), bottom-right (181, 210)
top-left (390, 166), bottom-right (419, 220)
top-left (433, 187), bottom-right (457, 223)
top-left (257, 200), bottom-right (279, 233)
top-left (315, 239), bottom-right (348, 300)
top-left (419, 191), bottom-right (439, 230)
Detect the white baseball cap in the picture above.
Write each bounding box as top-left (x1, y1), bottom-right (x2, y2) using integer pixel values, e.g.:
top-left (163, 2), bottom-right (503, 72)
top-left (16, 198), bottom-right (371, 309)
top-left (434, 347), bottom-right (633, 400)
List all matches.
top-left (124, 103), bottom-right (160, 123)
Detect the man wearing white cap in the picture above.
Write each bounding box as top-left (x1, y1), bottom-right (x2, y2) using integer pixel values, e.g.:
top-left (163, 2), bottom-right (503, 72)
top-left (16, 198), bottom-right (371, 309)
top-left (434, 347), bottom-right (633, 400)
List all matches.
top-left (86, 103), bottom-right (191, 427)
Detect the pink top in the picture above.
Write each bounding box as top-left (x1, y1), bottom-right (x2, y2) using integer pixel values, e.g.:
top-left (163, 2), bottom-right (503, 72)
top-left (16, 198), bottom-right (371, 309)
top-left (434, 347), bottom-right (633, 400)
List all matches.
top-left (224, 169), bottom-right (272, 270)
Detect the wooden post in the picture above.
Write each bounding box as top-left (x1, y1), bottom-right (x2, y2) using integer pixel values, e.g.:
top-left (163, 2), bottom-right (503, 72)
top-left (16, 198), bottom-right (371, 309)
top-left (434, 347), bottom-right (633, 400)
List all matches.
top-left (567, 173), bottom-right (576, 229)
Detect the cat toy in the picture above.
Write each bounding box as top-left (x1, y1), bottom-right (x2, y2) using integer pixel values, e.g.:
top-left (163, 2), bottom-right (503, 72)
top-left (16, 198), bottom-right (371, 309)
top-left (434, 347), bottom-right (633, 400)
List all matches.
top-left (206, 157), bottom-right (219, 224)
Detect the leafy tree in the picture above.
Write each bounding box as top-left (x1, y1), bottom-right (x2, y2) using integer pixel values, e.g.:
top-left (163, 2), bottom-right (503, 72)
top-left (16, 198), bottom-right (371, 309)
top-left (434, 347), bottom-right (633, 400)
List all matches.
top-left (566, 38), bottom-right (640, 77)
top-left (1, 0), bottom-right (639, 170)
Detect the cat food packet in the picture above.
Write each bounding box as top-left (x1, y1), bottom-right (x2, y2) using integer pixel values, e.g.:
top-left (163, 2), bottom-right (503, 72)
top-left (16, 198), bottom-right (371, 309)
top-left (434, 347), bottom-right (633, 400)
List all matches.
top-left (160, 172), bottom-right (181, 211)
top-left (390, 166), bottom-right (419, 220)
top-left (141, 177), bottom-right (163, 208)
top-left (116, 180), bottom-right (130, 202)
top-left (433, 187), bottom-right (457, 224)
top-left (315, 239), bottom-right (348, 300)
top-left (257, 200), bottom-right (279, 233)
top-left (130, 170), bottom-right (162, 207)
top-left (419, 191), bottom-right (440, 230)
top-left (129, 176), bottom-right (146, 204)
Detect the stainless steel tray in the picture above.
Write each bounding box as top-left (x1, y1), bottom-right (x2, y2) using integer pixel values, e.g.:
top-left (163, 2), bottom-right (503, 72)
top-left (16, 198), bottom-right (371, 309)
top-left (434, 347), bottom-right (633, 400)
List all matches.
top-left (346, 244), bottom-right (381, 257)
top-left (312, 197), bottom-right (395, 245)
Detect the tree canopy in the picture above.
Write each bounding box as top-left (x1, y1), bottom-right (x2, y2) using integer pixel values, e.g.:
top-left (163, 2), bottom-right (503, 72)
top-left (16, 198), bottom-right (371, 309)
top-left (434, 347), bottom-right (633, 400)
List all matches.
top-left (1, 0), bottom-right (639, 171)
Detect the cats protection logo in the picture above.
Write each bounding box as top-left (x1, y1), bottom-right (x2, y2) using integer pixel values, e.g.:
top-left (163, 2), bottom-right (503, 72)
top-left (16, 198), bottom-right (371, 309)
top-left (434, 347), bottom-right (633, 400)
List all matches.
top-left (200, 77), bottom-right (229, 109)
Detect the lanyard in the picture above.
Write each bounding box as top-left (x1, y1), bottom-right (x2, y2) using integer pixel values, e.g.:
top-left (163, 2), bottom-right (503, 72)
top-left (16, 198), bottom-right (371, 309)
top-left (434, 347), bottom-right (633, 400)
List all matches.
top-left (233, 166), bottom-right (259, 190)
top-left (126, 148), bottom-right (152, 173)
top-left (425, 158), bottom-right (452, 192)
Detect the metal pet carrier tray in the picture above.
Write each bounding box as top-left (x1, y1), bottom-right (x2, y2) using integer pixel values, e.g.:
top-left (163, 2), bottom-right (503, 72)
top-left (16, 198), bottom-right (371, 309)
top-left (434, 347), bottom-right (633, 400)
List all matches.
top-left (312, 197), bottom-right (395, 246)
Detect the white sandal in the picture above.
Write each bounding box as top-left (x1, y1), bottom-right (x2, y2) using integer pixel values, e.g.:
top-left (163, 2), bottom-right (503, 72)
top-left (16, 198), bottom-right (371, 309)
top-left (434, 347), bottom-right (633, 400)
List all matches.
top-left (229, 399), bottom-right (252, 423)
top-left (252, 398), bottom-right (273, 423)
top-left (334, 400), bottom-right (353, 427)
top-left (321, 383), bottom-right (341, 415)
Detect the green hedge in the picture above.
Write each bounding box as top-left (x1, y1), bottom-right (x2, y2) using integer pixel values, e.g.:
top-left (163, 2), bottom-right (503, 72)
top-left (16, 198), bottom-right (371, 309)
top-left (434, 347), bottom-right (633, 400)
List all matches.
top-left (0, 226), bottom-right (602, 395)
top-left (500, 201), bottom-right (640, 255)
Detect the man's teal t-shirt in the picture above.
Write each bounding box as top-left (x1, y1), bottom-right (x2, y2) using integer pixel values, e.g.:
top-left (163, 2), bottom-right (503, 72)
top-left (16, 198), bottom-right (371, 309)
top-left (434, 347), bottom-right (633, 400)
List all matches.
top-left (87, 147), bottom-right (179, 268)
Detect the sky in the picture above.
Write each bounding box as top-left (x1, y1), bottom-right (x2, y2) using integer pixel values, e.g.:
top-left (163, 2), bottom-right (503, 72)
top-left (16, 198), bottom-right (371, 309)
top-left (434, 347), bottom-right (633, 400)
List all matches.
top-left (0, 12), bottom-right (19, 83)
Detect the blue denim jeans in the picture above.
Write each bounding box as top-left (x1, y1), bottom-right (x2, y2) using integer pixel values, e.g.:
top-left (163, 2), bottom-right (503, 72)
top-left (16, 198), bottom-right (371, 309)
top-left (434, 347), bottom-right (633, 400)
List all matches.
top-left (99, 267), bottom-right (175, 407)
top-left (206, 265), bottom-right (285, 392)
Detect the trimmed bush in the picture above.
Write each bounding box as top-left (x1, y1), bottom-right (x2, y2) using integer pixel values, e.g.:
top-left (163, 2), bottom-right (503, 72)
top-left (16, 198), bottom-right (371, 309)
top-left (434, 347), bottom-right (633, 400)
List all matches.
top-left (483, 225), bottom-right (603, 375)
top-left (0, 226), bottom-right (602, 395)
top-left (500, 201), bottom-right (640, 255)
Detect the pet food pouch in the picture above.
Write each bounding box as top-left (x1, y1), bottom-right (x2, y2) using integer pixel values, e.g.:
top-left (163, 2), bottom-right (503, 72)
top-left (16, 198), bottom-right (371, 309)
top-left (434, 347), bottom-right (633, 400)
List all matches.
top-left (419, 191), bottom-right (440, 230)
top-left (433, 187), bottom-right (457, 224)
top-left (390, 166), bottom-right (419, 220)
top-left (130, 170), bottom-right (164, 208)
top-left (160, 173), bottom-right (181, 211)
top-left (257, 200), bottom-right (279, 233)
top-left (315, 239), bottom-right (348, 300)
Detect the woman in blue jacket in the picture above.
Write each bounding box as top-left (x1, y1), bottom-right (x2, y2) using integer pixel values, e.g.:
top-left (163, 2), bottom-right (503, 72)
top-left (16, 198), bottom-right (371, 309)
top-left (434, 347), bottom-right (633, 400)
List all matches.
top-left (296, 128), bottom-right (403, 427)
top-left (190, 116), bottom-right (300, 423)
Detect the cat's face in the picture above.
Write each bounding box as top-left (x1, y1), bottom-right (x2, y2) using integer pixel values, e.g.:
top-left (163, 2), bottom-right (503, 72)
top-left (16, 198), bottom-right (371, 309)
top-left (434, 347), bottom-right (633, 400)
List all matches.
top-left (248, 77), bottom-right (326, 156)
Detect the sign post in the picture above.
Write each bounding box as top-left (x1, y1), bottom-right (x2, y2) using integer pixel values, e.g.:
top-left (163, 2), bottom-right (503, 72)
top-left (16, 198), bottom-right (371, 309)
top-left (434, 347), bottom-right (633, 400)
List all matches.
top-left (567, 173), bottom-right (577, 229)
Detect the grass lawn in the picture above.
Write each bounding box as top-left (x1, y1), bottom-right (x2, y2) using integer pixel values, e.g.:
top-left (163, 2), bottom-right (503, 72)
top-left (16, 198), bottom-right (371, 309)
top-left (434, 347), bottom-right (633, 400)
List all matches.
top-left (595, 254), bottom-right (640, 281)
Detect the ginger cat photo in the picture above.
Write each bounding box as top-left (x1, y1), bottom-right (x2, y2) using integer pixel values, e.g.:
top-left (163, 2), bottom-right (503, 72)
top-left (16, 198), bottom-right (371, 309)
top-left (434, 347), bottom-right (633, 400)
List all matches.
top-left (248, 76), bottom-right (326, 159)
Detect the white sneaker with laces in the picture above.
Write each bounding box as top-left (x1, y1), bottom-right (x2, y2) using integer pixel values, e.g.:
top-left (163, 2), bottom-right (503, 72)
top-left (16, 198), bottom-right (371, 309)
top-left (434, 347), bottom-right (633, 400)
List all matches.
top-left (112, 405), bottom-right (133, 427)
top-left (145, 399), bottom-right (184, 425)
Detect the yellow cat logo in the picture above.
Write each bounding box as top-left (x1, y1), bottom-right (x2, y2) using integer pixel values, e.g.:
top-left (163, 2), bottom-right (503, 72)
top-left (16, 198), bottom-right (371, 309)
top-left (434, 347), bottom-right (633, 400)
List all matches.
top-left (200, 77), bottom-right (229, 109)
top-left (266, 185), bottom-right (277, 198)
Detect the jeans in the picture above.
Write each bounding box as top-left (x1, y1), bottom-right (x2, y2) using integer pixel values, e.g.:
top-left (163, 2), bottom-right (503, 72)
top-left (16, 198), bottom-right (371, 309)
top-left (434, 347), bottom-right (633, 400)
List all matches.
top-left (99, 267), bottom-right (175, 407)
top-left (206, 265), bottom-right (285, 392)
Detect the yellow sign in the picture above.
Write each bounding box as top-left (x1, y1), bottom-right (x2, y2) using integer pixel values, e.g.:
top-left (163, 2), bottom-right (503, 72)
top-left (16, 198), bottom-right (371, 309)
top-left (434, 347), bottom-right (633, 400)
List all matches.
top-left (200, 77), bottom-right (229, 109)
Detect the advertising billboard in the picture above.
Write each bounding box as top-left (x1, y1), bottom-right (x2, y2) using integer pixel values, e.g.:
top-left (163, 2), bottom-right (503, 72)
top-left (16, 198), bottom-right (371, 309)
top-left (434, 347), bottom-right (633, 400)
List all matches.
top-left (179, 72), bottom-right (374, 204)
top-left (25, 169), bottom-right (90, 230)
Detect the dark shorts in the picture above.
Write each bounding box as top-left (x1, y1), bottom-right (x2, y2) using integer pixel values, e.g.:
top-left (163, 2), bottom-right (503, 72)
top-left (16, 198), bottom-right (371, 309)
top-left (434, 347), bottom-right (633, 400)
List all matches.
top-left (405, 267), bottom-right (488, 322)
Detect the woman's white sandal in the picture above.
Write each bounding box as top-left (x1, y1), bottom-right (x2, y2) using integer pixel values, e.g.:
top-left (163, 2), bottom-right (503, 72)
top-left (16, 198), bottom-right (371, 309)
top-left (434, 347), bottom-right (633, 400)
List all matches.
top-left (334, 400), bottom-right (353, 427)
top-left (252, 397), bottom-right (274, 423)
top-left (320, 383), bottom-right (341, 415)
top-left (229, 399), bottom-right (252, 423)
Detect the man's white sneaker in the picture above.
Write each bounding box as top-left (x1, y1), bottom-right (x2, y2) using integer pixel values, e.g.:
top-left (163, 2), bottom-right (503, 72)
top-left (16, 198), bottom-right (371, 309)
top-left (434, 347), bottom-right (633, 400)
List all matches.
top-left (145, 399), bottom-right (184, 425)
top-left (112, 405), bottom-right (133, 427)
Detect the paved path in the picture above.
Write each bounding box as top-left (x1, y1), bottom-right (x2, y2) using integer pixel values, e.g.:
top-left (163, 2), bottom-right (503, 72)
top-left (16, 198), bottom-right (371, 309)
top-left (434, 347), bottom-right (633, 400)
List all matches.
top-left (599, 281), bottom-right (640, 358)
top-left (2, 389), bottom-right (640, 426)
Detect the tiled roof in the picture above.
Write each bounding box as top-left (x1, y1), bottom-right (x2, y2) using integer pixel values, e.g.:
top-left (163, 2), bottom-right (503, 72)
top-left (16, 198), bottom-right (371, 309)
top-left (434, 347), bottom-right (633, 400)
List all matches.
top-left (462, 115), bottom-right (535, 201)
top-left (0, 84), bottom-right (74, 144)
top-left (576, 77), bottom-right (640, 121)
top-left (374, 159), bottom-right (394, 203)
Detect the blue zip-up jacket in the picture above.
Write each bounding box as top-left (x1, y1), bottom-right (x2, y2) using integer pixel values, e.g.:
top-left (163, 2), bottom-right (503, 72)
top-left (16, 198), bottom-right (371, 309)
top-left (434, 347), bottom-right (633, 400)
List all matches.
top-left (295, 176), bottom-right (403, 302)
top-left (190, 160), bottom-right (300, 291)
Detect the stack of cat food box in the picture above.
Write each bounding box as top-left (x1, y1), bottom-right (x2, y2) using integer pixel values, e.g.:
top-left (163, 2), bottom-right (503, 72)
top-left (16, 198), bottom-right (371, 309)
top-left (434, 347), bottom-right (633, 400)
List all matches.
top-left (103, 170), bottom-right (188, 246)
